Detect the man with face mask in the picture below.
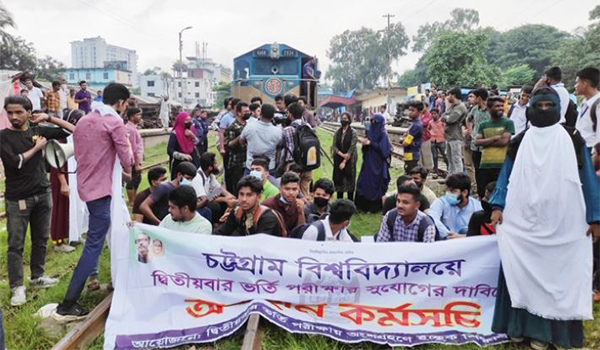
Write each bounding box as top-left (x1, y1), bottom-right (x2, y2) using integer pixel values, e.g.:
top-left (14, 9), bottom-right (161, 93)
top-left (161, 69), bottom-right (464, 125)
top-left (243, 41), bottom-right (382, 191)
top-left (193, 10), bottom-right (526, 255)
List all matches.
top-left (224, 102), bottom-right (250, 195)
top-left (249, 157), bottom-right (279, 202)
top-left (263, 172), bottom-right (306, 233)
top-left (139, 162), bottom-right (197, 226)
top-left (55, 83), bottom-right (133, 318)
top-left (474, 96), bottom-right (515, 197)
top-left (304, 178), bottom-right (335, 224)
top-left (429, 173), bottom-right (482, 240)
top-left (489, 87), bottom-right (600, 350)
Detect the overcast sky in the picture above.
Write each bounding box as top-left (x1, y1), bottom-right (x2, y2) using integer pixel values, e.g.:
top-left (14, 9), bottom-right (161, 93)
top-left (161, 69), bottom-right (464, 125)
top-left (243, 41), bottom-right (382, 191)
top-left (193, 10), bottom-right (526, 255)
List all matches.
top-left (4, 0), bottom-right (599, 78)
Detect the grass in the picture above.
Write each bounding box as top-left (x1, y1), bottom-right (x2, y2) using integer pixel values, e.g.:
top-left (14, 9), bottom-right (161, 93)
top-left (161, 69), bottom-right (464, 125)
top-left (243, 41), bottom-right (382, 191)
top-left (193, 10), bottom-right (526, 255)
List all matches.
top-left (1, 130), bottom-right (599, 350)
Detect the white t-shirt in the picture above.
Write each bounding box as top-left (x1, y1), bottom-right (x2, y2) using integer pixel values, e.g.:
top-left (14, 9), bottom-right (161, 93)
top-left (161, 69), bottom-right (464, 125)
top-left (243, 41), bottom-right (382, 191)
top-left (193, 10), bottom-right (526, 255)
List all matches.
top-left (575, 92), bottom-right (600, 148)
top-left (191, 168), bottom-right (221, 200)
top-left (159, 213), bottom-right (212, 234)
top-left (510, 102), bottom-right (528, 136)
top-left (301, 217), bottom-right (354, 242)
top-left (59, 85), bottom-right (68, 112)
top-left (241, 119), bottom-right (283, 170)
top-left (27, 87), bottom-right (44, 111)
top-left (551, 83), bottom-right (570, 124)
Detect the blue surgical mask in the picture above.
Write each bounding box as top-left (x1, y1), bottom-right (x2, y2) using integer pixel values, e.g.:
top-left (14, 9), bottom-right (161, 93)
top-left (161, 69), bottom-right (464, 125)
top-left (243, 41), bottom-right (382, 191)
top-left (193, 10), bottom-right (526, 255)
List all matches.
top-left (445, 191), bottom-right (460, 206)
top-left (180, 178), bottom-right (192, 186)
top-left (279, 196), bottom-right (291, 205)
top-left (250, 170), bottom-right (263, 181)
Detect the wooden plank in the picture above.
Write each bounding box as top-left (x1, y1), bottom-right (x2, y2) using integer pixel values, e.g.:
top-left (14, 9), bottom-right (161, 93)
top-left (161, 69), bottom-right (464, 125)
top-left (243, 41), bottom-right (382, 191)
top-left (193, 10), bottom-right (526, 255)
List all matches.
top-left (241, 314), bottom-right (263, 350)
top-left (51, 292), bottom-right (113, 350)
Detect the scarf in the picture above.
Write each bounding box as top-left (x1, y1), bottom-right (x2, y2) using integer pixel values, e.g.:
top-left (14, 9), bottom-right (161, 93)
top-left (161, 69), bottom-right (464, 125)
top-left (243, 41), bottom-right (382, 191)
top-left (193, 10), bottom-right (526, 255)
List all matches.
top-left (498, 122), bottom-right (592, 320)
top-left (173, 112), bottom-right (196, 154)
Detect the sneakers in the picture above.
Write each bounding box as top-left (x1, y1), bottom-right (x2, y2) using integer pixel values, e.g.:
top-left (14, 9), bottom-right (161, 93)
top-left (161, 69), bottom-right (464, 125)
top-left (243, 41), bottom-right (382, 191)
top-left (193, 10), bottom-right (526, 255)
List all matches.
top-left (510, 336), bottom-right (524, 343)
top-left (530, 340), bottom-right (549, 350)
top-left (54, 244), bottom-right (75, 253)
top-left (53, 303), bottom-right (89, 322)
top-left (10, 286), bottom-right (27, 306)
top-left (29, 275), bottom-right (59, 289)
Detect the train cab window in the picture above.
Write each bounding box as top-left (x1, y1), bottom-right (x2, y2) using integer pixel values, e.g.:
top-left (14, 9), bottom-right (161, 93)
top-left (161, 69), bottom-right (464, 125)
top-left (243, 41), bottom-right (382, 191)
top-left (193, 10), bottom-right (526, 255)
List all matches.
top-left (234, 60), bottom-right (250, 80)
top-left (253, 58), bottom-right (298, 76)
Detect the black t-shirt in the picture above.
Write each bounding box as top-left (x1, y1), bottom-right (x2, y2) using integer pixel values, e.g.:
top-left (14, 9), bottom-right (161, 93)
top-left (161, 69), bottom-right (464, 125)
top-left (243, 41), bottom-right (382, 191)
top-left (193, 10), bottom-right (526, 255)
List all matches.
top-left (382, 193), bottom-right (430, 215)
top-left (149, 182), bottom-right (176, 221)
top-left (133, 188), bottom-right (153, 224)
top-left (0, 125), bottom-right (70, 200)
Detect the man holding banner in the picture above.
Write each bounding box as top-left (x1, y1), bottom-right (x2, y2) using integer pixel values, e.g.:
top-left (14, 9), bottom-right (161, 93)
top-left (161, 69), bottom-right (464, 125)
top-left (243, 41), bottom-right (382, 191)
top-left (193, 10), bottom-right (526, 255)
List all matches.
top-left (55, 83), bottom-right (133, 319)
top-left (490, 87), bottom-right (600, 350)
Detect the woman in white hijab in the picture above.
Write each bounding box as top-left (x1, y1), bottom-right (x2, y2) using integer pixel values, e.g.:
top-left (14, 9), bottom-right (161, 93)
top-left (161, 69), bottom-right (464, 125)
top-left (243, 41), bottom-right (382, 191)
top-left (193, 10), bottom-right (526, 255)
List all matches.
top-left (489, 87), bottom-right (600, 350)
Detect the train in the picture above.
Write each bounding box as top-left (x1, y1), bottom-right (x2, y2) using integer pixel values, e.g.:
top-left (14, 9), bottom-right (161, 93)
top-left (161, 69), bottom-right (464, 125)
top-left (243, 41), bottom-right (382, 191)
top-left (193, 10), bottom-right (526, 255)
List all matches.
top-left (231, 42), bottom-right (319, 107)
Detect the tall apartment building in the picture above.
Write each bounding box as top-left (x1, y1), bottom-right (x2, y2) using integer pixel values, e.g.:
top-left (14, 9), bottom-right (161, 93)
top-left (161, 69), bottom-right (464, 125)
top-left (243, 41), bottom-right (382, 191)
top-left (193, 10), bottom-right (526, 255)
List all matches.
top-left (70, 36), bottom-right (138, 87)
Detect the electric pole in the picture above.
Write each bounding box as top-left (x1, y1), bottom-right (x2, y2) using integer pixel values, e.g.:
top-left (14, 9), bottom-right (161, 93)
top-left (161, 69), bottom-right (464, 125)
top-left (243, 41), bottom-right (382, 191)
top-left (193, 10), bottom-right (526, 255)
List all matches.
top-left (178, 26), bottom-right (193, 105)
top-left (382, 14), bottom-right (395, 87)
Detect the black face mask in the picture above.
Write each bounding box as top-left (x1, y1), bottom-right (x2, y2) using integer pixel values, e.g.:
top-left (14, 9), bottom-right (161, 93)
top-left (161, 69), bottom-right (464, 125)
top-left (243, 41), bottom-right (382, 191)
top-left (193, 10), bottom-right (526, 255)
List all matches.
top-left (313, 197), bottom-right (329, 208)
top-left (340, 120), bottom-right (350, 127)
top-left (526, 107), bottom-right (560, 128)
top-left (243, 113), bottom-right (251, 120)
top-left (212, 167), bottom-right (220, 175)
top-left (184, 122), bottom-right (192, 129)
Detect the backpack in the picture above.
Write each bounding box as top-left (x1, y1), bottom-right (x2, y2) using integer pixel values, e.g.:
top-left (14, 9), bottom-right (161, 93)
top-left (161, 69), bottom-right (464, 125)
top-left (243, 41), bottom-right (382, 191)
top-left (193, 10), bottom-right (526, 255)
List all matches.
top-left (292, 124), bottom-right (321, 171)
top-left (375, 210), bottom-right (442, 242)
top-left (591, 98), bottom-right (600, 132)
top-left (563, 99), bottom-right (579, 128)
top-left (290, 220), bottom-right (360, 242)
top-left (507, 104), bottom-right (515, 119)
top-left (234, 205), bottom-right (287, 237)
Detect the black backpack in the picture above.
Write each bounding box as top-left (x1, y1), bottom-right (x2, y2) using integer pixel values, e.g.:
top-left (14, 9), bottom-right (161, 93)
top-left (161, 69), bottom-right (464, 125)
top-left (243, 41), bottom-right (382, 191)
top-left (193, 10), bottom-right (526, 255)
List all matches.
top-left (290, 220), bottom-right (360, 242)
top-left (591, 98), bottom-right (600, 132)
top-left (374, 210), bottom-right (442, 242)
top-left (563, 99), bottom-right (579, 128)
top-left (292, 124), bottom-right (321, 171)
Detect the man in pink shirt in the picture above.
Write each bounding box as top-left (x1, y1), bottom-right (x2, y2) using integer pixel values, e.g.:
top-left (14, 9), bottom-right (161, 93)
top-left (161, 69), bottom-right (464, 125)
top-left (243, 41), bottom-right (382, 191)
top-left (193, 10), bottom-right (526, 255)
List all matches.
top-left (56, 83), bottom-right (133, 319)
top-left (125, 107), bottom-right (144, 207)
top-left (429, 108), bottom-right (448, 176)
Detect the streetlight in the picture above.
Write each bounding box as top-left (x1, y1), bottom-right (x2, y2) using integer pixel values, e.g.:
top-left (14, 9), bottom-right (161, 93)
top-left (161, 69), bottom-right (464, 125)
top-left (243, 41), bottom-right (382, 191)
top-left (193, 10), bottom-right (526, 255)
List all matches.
top-left (179, 26), bottom-right (193, 105)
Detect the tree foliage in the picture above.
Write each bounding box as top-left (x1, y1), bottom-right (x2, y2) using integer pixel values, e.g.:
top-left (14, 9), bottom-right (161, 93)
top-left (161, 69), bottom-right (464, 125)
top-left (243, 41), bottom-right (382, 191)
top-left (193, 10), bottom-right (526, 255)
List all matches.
top-left (412, 8), bottom-right (480, 52)
top-left (326, 23), bottom-right (409, 91)
top-left (424, 33), bottom-right (492, 88)
top-left (490, 24), bottom-right (568, 77)
top-left (498, 64), bottom-right (535, 88)
top-left (0, 35), bottom-right (36, 71)
top-left (34, 55), bottom-right (65, 81)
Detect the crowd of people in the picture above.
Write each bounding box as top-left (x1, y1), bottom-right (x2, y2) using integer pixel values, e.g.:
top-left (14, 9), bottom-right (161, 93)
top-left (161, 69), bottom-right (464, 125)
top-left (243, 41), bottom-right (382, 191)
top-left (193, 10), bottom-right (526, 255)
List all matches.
top-left (1, 63), bottom-right (600, 350)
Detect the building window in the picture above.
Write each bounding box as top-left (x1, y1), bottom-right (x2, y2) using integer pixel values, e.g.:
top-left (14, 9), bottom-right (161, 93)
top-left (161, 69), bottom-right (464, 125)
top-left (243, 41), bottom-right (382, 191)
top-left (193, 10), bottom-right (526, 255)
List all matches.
top-left (195, 92), bottom-right (200, 98)
top-left (178, 82), bottom-right (181, 87)
top-left (178, 93), bottom-right (182, 98)
top-left (69, 73), bottom-right (75, 80)
top-left (148, 92), bottom-right (155, 97)
top-left (86, 73), bottom-right (91, 80)
top-left (195, 82), bottom-right (200, 87)
top-left (103, 72), bottom-right (109, 79)
top-left (147, 80), bottom-right (155, 87)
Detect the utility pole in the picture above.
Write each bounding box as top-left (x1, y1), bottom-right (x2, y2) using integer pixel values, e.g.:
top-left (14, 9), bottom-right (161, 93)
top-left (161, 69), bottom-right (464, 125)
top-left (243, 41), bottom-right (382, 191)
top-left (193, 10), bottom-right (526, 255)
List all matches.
top-left (178, 26), bottom-right (193, 105)
top-left (382, 14), bottom-right (395, 87)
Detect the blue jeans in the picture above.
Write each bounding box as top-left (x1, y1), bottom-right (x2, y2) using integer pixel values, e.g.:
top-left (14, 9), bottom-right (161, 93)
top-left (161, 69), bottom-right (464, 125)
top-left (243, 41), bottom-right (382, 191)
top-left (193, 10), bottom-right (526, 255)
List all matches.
top-left (61, 196), bottom-right (111, 307)
top-left (0, 308), bottom-right (4, 350)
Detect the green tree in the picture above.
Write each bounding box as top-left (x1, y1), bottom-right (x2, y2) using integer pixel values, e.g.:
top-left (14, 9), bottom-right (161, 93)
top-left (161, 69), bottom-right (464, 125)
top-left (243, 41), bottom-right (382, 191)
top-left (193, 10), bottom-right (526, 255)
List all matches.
top-left (0, 1), bottom-right (15, 45)
top-left (491, 24), bottom-right (568, 77)
top-left (326, 23), bottom-right (409, 91)
top-left (212, 81), bottom-right (231, 109)
top-left (397, 69), bottom-right (419, 88)
top-left (499, 64), bottom-right (535, 88)
top-left (35, 56), bottom-right (65, 81)
top-left (412, 8), bottom-right (480, 52)
top-left (424, 33), bottom-right (492, 88)
top-left (0, 35), bottom-right (36, 71)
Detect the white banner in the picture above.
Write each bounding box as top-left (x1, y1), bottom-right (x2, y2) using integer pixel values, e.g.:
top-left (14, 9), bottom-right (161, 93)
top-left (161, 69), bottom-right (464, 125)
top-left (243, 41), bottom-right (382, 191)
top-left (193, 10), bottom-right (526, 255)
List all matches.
top-left (104, 224), bottom-right (508, 349)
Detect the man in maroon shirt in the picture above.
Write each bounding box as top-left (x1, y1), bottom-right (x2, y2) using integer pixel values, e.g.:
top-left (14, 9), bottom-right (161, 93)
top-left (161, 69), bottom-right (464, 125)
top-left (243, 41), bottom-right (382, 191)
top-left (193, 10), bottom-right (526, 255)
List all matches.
top-left (263, 172), bottom-right (306, 233)
top-left (55, 83), bottom-right (133, 319)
